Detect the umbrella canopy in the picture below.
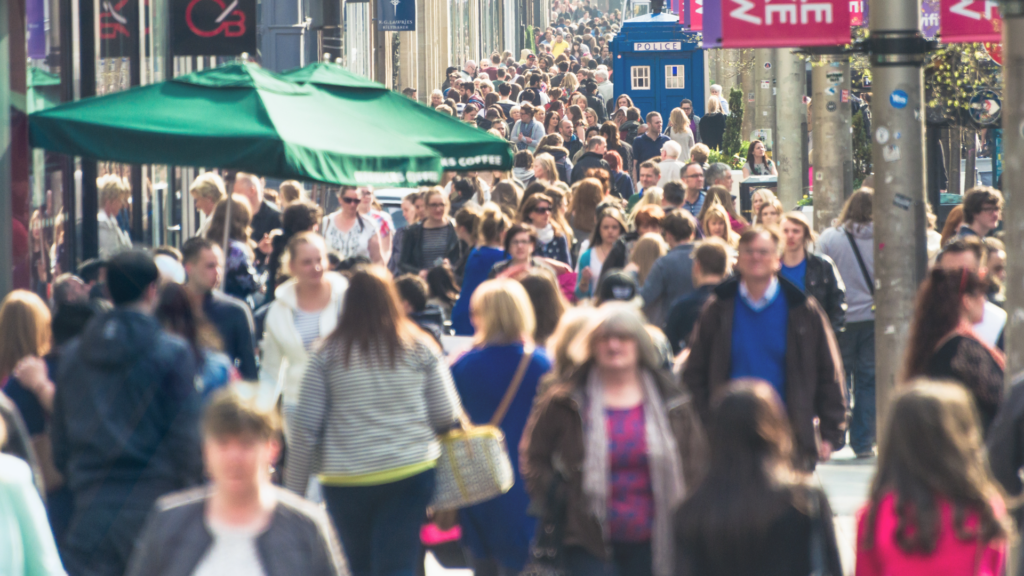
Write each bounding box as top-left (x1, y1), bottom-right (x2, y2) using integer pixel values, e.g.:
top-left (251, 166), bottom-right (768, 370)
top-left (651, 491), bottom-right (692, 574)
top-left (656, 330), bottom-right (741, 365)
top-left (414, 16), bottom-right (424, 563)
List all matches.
top-left (281, 63), bottom-right (514, 171)
top-left (28, 63), bottom-right (443, 187)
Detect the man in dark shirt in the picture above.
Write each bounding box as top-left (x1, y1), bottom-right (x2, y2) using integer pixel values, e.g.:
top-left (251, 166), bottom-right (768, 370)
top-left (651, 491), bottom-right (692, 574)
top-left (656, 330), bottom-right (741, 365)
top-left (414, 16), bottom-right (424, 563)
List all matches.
top-left (665, 237), bottom-right (729, 355)
top-left (631, 111), bottom-right (670, 180)
top-left (234, 172), bottom-right (281, 248)
top-left (182, 237), bottom-right (259, 380)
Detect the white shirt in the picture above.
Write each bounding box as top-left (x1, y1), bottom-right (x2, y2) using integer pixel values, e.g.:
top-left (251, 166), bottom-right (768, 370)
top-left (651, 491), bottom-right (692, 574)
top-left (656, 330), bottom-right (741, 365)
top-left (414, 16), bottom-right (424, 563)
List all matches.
top-left (657, 159), bottom-right (687, 187)
top-left (739, 276), bottom-right (780, 311)
top-left (192, 516), bottom-right (268, 576)
top-left (974, 300), bottom-right (1006, 348)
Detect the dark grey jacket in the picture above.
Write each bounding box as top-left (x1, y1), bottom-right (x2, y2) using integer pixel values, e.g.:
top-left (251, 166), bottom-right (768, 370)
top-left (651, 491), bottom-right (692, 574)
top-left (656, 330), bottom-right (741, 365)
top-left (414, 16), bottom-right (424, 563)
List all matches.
top-left (399, 221), bottom-right (463, 274)
top-left (803, 252), bottom-right (847, 334)
top-left (126, 486), bottom-right (350, 576)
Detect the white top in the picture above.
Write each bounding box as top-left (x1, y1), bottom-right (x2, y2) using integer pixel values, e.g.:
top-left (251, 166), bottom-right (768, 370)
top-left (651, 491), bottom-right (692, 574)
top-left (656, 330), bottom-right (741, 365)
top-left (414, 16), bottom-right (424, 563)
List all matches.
top-left (975, 300), bottom-right (1006, 348)
top-left (192, 516), bottom-right (268, 576)
top-left (322, 213), bottom-right (378, 260)
top-left (293, 309), bottom-right (323, 352)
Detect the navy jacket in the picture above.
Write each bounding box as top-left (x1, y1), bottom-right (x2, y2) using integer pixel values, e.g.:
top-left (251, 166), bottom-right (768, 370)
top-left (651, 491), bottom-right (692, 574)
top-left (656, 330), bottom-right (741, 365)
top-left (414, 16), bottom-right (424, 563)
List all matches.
top-left (203, 290), bottom-right (259, 380)
top-left (51, 309), bottom-right (203, 569)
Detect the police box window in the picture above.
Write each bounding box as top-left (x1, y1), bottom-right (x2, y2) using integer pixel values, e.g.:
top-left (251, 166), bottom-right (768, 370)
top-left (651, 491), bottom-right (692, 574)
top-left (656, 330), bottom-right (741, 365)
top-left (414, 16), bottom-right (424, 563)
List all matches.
top-left (631, 66), bottom-right (650, 90)
top-left (665, 65), bottom-right (684, 89)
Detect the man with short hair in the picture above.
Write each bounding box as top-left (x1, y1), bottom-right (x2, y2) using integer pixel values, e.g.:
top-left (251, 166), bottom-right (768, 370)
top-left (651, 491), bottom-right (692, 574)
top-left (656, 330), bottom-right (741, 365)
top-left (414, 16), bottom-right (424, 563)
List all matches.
top-left (551, 33), bottom-right (570, 57)
top-left (958, 186), bottom-right (1003, 238)
top-left (936, 236), bottom-right (1007, 348)
top-left (680, 98), bottom-right (702, 143)
top-left (52, 249), bottom-right (203, 576)
top-left (401, 87), bottom-right (417, 99)
top-left (182, 237), bottom-right (258, 380)
top-left (559, 118), bottom-right (583, 158)
top-left (461, 81), bottom-right (485, 109)
top-left (570, 135), bottom-right (610, 182)
top-left (684, 227), bottom-right (846, 470)
top-left (680, 161), bottom-right (706, 217)
top-left (551, 60), bottom-right (570, 88)
top-left (665, 237), bottom-right (730, 354)
top-left (709, 83), bottom-right (730, 115)
top-left (632, 111), bottom-right (671, 180)
top-left (496, 83), bottom-right (516, 118)
top-left (640, 209), bottom-right (697, 326)
top-left (233, 172), bottom-right (281, 247)
top-left (661, 180), bottom-right (687, 210)
top-left (461, 59), bottom-right (478, 80)
top-left (626, 160), bottom-right (661, 212)
top-left (657, 140), bottom-right (687, 187)
top-left (704, 162), bottom-right (734, 192)
top-left (595, 68), bottom-right (613, 106)
top-left (125, 390), bottom-right (350, 576)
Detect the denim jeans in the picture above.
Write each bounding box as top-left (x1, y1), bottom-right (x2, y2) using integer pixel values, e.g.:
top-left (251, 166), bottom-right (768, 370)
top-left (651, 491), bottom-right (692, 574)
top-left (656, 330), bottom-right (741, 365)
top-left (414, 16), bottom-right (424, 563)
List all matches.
top-left (322, 469), bottom-right (435, 576)
top-left (563, 541), bottom-right (653, 576)
top-left (838, 320), bottom-right (876, 453)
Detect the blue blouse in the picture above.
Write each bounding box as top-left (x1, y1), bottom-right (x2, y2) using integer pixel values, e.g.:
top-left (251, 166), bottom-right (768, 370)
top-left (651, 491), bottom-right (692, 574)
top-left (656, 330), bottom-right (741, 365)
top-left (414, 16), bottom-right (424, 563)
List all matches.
top-left (451, 246), bottom-right (508, 335)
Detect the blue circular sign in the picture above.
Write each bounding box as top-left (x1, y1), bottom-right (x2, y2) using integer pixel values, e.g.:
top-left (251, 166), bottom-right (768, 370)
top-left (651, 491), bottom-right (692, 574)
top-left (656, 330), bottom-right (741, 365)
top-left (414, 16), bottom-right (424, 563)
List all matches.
top-left (890, 90), bottom-right (909, 109)
top-left (969, 89), bottom-right (1001, 125)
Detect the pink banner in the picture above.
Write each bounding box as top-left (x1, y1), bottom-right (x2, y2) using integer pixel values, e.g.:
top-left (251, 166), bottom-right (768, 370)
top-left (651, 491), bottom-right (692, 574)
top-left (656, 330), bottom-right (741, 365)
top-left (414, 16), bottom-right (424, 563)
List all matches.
top-left (691, 0), bottom-right (704, 30)
top-left (940, 0), bottom-right (1001, 43)
top-left (717, 0), bottom-right (851, 48)
top-left (849, 0), bottom-right (864, 26)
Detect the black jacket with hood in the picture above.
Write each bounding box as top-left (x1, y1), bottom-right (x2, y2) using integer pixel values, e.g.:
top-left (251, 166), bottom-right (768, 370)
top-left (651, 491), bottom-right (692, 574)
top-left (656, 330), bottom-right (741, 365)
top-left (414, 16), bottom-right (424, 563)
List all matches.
top-left (51, 308), bottom-right (203, 566)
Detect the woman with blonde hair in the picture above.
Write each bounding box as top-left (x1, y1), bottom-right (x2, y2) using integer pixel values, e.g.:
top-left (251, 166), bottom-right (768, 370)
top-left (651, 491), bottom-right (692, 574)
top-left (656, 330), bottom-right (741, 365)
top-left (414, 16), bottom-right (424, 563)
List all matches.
top-left (757, 197), bottom-right (784, 228)
top-left (97, 174), bottom-right (132, 259)
top-left (561, 72), bottom-right (580, 95)
top-left (522, 303), bottom-right (707, 576)
top-left (576, 208), bottom-right (627, 300)
top-left (0, 290), bottom-right (51, 384)
top-left (628, 232), bottom-right (669, 286)
top-left (665, 108), bottom-right (695, 161)
top-left (701, 201), bottom-right (740, 248)
top-left (532, 153), bottom-right (559, 186)
top-left (699, 97), bottom-right (726, 150)
top-left (452, 279), bottom-right (553, 575)
top-left (697, 186), bottom-right (748, 233)
top-left (627, 186), bottom-right (663, 223)
top-left (205, 194), bottom-right (261, 304)
top-left (749, 188), bottom-right (777, 224)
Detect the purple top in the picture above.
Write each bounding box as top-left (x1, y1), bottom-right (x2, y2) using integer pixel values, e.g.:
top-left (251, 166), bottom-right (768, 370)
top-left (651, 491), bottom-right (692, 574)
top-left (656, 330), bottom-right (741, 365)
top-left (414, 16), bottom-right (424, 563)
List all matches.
top-left (606, 405), bottom-right (653, 542)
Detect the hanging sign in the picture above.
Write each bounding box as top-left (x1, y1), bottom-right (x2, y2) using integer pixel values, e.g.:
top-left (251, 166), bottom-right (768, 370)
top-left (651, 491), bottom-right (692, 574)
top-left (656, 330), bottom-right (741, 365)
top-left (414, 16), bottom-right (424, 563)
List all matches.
top-left (172, 0), bottom-right (256, 56)
top-left (849, 0), bottom-right (863, 26)
top-left (985, 42), bottom-right (1003, 65)
top-left (100, 0), bottom-right (138, 58)
top-left (969, 89), bottom-right (1001, 125)
top-left (682, 0), bottom-right (704, 30)
top-left (940, 0), bottom-right (1001, 43)
top-left (701, 0), bottom-right (851, 49)
top-left (378, 0), bottom-right (416, 31)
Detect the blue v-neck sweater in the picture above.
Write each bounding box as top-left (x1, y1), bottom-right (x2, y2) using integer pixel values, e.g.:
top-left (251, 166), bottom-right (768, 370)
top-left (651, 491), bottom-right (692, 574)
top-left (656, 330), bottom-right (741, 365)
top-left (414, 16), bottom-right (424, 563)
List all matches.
top-left (730, 292), bottom-right (789, 401)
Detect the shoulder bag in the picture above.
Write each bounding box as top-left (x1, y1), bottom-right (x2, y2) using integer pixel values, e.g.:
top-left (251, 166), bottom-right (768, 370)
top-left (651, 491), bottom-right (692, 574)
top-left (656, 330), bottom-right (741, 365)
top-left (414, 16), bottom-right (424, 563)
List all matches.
top-left (430, 349), bottom-right (533, 511)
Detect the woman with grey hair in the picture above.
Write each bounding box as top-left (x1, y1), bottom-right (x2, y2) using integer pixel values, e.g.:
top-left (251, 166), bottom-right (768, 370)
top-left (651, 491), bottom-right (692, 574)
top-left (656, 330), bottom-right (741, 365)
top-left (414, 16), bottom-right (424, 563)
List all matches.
top-left (521, 303), bottom-right (708, 576)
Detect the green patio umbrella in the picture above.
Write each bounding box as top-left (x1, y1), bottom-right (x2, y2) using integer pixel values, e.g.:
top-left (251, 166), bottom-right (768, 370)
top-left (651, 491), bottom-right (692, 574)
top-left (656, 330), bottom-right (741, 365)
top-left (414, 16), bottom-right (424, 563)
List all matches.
top-left (28, 63), bottom-right (443, 187)
top-left (281, 63), bottom-right (514, 171)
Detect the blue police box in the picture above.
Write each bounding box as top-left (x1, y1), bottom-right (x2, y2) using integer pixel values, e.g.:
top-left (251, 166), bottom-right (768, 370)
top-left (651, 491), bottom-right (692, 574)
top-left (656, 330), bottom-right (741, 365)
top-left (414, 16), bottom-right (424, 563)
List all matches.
top-left (611, 12), bottom-right (706, 128)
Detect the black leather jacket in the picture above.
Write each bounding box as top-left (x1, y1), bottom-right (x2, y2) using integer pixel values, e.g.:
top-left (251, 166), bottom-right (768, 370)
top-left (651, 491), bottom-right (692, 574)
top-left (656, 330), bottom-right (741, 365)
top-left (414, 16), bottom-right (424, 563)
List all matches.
top-left (803, 252), bottom-right (847, 333)
top-left (399, 221), bottom-right (463, 274)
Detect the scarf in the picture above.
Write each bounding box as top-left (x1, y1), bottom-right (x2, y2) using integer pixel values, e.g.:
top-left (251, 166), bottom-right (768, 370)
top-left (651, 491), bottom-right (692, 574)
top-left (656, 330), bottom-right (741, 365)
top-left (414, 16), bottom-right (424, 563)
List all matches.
top-left (581, 370), bottom-right (686, 576)
top-left (537, 223), bottom-right (556, 244)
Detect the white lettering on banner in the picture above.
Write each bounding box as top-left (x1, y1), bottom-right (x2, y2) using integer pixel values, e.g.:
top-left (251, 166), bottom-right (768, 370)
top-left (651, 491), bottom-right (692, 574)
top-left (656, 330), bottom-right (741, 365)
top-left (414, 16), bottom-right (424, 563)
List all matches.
top-left (633, 41), bottom-right (682, 51)
top-left (695, 0), bottom-right (703, 14)
top-left (950, 0), bottom-right (998, 20)
top-left (849, 0), bottom-right (862, 13)
top-left (730, 0), bottom-right (761, 24)
top-left (440, 155), bottom-right (504, 168)
top-left (729, 0), bottom-right (833, 26)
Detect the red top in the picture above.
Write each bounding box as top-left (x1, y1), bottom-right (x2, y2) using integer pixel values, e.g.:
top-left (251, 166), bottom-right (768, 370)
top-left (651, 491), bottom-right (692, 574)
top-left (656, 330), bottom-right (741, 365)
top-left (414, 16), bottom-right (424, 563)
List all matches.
top-left (606, 405), bottom-right (653, 543)
top-left (856, 492), bottom-right (1007, 576)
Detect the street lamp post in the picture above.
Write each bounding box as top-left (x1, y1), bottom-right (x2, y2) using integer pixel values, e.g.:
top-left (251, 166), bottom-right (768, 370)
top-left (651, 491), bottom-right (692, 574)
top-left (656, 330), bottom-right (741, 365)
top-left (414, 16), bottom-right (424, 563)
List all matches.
top-left (1000, 0), bottom-right (1024, 386)
top-left (775, 48), bottom-right (806, 211)
top-left (868, 0), bottom-right (930, 426)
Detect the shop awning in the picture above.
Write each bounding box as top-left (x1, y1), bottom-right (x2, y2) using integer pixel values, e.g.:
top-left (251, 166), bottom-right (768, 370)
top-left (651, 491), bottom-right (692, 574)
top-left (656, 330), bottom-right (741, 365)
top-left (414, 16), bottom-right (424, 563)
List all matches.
top-left (28, 63), bottom-right (443, 187)
top-left (280, 63), bottom-right (514, 171)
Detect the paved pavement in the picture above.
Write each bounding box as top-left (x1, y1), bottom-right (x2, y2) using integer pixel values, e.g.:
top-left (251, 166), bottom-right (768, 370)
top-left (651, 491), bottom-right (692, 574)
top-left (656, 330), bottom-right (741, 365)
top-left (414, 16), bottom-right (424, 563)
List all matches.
top-left (426, 446), bottom-right (876, 576)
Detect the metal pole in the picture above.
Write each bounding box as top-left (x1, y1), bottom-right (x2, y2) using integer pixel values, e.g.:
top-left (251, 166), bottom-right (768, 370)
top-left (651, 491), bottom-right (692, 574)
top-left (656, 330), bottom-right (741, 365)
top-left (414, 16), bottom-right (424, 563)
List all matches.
top-left (0, 0), bottom-right (12, 297)
top-left (947, 125), bottom-right (962, 196)
top-left (81, 0), bottom-right (99, 259)
top-left (740, 49), bottom-right (755, 139)
top-left (869, 0), bottom-right (929, 426)
top-left (1001, 0), bottom-right (1024, 385)
top-left (752, 48), bottom-right (777, 157)
top-left (775, 48), bottom-right (806, 211)
top-left (811, 54), bottom-right (852, 232)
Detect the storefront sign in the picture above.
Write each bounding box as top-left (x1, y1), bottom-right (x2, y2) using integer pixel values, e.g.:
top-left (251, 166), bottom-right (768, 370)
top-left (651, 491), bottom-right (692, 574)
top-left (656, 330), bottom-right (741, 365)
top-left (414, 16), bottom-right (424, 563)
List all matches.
top-left (172, 0), bottom-right (256, 56)
top-left (940, 0), bottom-right (1001, 43)
top-left (100, 0), bottom-right (138, 58)
top-left (377, 0), bottom-right (415, 32)
top-left (633, 41), bottom-right (682, 51)
top-left (701, 0), bottom-right (850, 48)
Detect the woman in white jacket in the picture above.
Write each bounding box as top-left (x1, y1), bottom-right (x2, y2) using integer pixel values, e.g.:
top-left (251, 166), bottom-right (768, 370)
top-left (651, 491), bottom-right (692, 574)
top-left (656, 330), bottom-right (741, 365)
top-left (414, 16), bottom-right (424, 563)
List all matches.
top-left (259, 231), bottom-right (348, 424)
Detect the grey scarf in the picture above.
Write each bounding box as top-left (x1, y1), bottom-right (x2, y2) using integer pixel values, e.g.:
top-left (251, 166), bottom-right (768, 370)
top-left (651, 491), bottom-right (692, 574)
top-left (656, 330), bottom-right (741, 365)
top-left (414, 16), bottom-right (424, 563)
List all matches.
top-left (581, 370), bottom-right (687, 576)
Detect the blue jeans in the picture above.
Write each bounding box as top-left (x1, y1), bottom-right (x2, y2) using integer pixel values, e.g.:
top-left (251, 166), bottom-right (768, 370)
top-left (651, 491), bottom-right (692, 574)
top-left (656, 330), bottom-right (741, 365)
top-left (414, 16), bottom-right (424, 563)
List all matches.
top-left (322, 470), bottom-right (435, 576)
top-left (838, 321), bottom-right (876, 453)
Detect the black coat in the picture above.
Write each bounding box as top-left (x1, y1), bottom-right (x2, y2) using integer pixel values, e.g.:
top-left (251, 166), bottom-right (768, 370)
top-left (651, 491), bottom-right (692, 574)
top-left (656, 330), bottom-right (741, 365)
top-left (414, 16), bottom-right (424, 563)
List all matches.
top-left (203, 290), bottom-right (259, 380)
top-left (987, 378), bottom-right (1024, 566)
top-left (803, 252), bottom-right (846, 334)
top-left (699, 113), bottom-right (727, 151)
top-left (570, 151), bottom-right (610, 183)
top-left (399, 221), bottom-right (463, 274)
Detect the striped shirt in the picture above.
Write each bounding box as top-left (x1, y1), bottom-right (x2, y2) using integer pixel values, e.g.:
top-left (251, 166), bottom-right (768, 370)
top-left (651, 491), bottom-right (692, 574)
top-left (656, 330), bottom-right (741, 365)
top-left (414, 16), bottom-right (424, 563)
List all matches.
top-left (420, 226), bottom-right (450, 268)
top-left (292, 309), bottom-right (322, 352)
top-left (284, 338), bottom-right (462, 493)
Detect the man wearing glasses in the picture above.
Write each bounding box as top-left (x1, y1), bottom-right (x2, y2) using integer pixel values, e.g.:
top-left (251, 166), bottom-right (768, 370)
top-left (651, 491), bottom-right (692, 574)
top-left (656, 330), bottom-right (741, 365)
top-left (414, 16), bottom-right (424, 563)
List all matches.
top-left (679, 162), bottom-right (706, 218)
top-left (679, 98), bottom-right (702, 144)
top-left (957, 186), bottom-right (1003, 239)
top-left (683, 226), bottom-right (846, 471)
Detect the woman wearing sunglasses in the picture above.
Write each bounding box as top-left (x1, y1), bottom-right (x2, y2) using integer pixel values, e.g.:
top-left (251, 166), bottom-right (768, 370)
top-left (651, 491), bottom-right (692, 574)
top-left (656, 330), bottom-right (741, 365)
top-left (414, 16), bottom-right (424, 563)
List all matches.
top-left (322, 187), bottom-right (383, 265)
top-left (517, 193), bottom-right (572, 266)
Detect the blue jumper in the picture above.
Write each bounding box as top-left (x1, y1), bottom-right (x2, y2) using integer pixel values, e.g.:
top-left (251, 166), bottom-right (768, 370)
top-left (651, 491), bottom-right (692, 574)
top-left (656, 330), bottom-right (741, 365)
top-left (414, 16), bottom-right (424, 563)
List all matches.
top-left (730, 291), bottom-right (789, 400)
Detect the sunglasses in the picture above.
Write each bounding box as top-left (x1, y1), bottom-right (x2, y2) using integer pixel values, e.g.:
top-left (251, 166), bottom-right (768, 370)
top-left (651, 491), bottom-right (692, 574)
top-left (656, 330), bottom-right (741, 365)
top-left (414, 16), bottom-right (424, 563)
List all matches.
top-left (533, 206), bottom-right (553, 213)
top-left (341, 197), bottom-right (361, 204)
top-left (428, 202), bottom-right (446, 209)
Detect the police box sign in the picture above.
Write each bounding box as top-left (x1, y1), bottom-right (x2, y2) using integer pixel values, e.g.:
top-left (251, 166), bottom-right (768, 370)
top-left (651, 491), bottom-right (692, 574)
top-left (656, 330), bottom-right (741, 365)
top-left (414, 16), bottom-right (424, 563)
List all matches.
top-left (172, 0), bottom-right (256, 56)
top-left (633, 41), bottom-right (682, 51)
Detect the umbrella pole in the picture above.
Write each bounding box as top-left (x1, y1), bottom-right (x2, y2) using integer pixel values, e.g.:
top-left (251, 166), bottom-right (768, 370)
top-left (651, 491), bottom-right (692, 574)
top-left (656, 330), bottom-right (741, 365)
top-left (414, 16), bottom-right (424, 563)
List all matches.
top-left (220, 194), bottom-right (233, 291)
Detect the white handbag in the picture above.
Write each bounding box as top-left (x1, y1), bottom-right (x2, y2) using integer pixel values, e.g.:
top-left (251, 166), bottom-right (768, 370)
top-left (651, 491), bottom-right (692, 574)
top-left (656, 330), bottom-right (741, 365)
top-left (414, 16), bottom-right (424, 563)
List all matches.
top-left (430, 349), bottom-right (533, 511)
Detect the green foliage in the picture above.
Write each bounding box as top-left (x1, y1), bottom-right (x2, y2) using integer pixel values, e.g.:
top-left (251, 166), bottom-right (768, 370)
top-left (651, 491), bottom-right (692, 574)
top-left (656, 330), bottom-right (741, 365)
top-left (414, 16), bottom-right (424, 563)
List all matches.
top-left (723, 88), bottom-right (744, 156)
top-left (707, 141), bottom-right (748, 170)
top-left (797, 194), bottom-right (812, 207)
top-left (852, 110), bottom-right (872, 184)
top-left (925, 43), bottom-right (1001, 125)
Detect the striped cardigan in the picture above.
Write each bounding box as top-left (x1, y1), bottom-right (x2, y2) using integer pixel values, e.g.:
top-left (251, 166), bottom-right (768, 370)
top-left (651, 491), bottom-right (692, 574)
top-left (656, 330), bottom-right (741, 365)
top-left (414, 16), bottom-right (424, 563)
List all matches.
top-left (284, 338), bottom-right (462, 494)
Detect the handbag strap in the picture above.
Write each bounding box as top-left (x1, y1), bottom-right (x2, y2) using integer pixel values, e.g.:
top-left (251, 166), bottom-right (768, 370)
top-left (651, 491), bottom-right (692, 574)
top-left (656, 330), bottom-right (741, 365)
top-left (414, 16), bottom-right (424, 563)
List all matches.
top-left (844, 227), bottom-right (874, 295)
top-left (490, 348), bottom-right (534, 427)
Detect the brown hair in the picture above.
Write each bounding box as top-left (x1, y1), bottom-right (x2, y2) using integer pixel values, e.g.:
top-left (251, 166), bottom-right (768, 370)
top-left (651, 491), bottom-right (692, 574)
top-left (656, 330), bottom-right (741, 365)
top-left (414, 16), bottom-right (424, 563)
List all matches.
top-left (518, 193), bottom-right (566, 238)
top-left (940, 205), bottom-right (964, 249)
top-left (491, 181), bottom-right (522, 219)
top-left (279, 180), bottom-right (303, 205)
top-left (862, 380), bottom-right (1009, 554)
top-left (324, 265), bottom-right (431, 367)
top-left (633, 205), bottom-right (666, 230)
top-left (203, 388), bottom-right (282, 441)
top-left (518, 269), bottom-right (568, 345)
top-left (599, 121), bottom-right (622, 148)
top-left (0, 290), bottom-right (52, 378)
top-left (504, 222), bottom-right (539, 253)
top-left (568, 179), bottom-right (604, 235)
top-left (206, 194), bottom-right (254, 246)
top-left (693, 237), bottom-right (730, 276)
top-left (455, 205), bottom-right (483, 240)
top-left (783, 211), bottom-right (816, 249)
top-left (961, 186), bottom-right (1003, 225)
top-left (697, 186), bottom-right (748, 228)
top-left (739, 225), bottom-right (782, 248)
top-left (902, 267), bottom-right (988, 380)
top-left (838, 188), bottom-right (874, 226)
top-left (661, 209), bottom-right (697, 243)
top-left (589, 208), bottom-right (627, 249)
top-left (629, 233), bottom-right (669, 285)
top-left (282, 231), bottom-right (328, 275)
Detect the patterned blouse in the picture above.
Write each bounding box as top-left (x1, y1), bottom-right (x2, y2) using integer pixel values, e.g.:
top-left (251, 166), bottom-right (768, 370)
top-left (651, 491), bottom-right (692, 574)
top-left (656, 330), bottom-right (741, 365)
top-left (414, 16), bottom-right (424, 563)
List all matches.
top-left (606, 404), bottom-right (653, 543)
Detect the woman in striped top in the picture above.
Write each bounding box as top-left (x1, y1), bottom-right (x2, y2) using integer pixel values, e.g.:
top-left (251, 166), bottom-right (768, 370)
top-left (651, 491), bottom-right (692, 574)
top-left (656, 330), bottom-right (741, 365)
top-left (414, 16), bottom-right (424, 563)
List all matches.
top-left (285, 265), bottom-right (462, 576)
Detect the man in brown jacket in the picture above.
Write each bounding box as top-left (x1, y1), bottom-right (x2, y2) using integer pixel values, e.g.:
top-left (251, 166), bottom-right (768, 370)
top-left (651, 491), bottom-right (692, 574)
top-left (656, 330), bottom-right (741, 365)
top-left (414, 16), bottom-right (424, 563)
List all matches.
top-left (682, 227), bottom-right (846, 469)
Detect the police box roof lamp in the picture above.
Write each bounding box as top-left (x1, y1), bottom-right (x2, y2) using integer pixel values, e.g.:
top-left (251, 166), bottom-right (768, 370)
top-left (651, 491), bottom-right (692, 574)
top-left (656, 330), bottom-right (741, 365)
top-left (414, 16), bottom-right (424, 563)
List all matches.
top-left (650, 0), bottom-right (663, 14)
